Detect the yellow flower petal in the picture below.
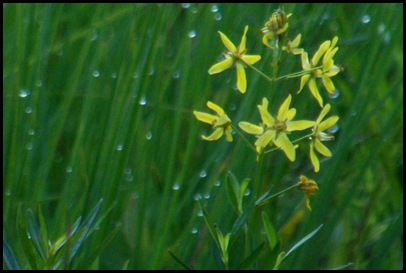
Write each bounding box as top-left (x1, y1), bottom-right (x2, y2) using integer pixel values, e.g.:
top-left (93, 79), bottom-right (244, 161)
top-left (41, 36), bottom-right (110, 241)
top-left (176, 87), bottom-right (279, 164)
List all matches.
top-left (208, 57), bottom-right (233, 75)
top-left (255, 130), bottom-right (275, 148)
top-left (277, 95), bottom-right (292, 121)
top-left (298, 74), bottom-right (310, 94)
top-left (214, 114), bottom-right (231, 127)
top-left (316, 104), bottom-right (331, 124)
top-left (322, 75), bottom-right (336, 94)
top-left (236, 63), bottom-right (247, 93)
top-left (305, 195), bottom-right (312, 211)
top-left (274, 133), bottom-right (295, 162)
top-left (312, 40), bottom-right (330, 66)
top-left (202, 128), bottom-right (223, 141)
top-left (301, 52), bottom-right (311, 70)
top-left (207, 101), bottom-right (225, 116)
top-left (324, 65), bottom-right (341, 77)
top-left (314, 138), bottom-right (332, 157)
top-left (225, 125), bottom-right (233, 142)
top-left (309, 142), bottom-right (320, 172)
top-left (318, 116), bottom-right (339, 132)
top-left (262, 33), bottom-right (273, 48)
top-left (238, 122), bottom-right (264, 135)
top-left (257, 98), bottom-right (274, 127)
top-left (309, 78), bottom-right (324, 107)
top-left (238, 25), bottom-right (248, 52)
top-left (218, 31), bottom-right (237, 52)
top-left (287, 120), bottom-right (315, 131)
top-left (241, 55), bottom-right (261, 65)
top-left (193, 111), bottom-right (217, 124)
top-left (291, 34), bottom-right (301, 48)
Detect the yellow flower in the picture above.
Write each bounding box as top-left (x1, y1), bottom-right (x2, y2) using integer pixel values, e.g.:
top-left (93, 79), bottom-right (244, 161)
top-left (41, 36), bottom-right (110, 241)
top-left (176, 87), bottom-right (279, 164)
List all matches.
top-left (238, 95), bottom-right (315, 161)
top-left (261, 9), bottom-right (291, 48)
top-left (208, 26), bottom-right (261, 94)
top-left (297, 175), bottom-right (319, 211)
top-left (298, 36), bottom-right (341, 107)
top-left (282, 34), bottom-right (304, 55)
top-left (194, 101), bottom-right (233, 142)
top-left (309, 104), bottom-right (339, 172)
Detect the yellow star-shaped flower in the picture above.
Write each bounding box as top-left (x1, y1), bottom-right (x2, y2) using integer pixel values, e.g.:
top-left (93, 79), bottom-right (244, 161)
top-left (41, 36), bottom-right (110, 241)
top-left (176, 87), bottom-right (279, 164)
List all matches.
top-left (297, 175), bottom-right (319, 211)
top-left (309, 104), bottom-right (339, 172)
top-left (208, 26), bottom-right (261, 94)
top-left (298, 36), bottom-right (341, 107)
top-left (194, 101), bottom-right (233, 142)
top-left (238, 95), bottom-right (315, 161)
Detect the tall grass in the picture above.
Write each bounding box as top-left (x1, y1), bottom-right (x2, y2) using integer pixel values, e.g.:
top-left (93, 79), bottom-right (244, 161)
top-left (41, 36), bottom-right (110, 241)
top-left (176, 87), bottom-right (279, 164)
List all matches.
top-left (3, 3), bottom-right (403, 269)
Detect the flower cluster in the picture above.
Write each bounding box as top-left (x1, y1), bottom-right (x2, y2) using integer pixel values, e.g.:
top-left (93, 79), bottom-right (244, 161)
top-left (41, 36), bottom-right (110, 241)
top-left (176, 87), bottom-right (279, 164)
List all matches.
top-left (194, 8), bottom-right (342, 212)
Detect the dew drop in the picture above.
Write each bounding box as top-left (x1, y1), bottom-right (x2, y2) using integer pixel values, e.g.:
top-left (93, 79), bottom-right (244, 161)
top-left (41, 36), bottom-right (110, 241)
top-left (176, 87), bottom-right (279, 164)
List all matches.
top-left (191, 7), bottom-right (198, 13)
top-left (116, 144), bottom-right (123, 151)
top-left (244, 188), bottom-right (251, 196)
top-left (66, 166), bottom-right (73, 173)
top-left (214, 13), bottom-right (222, 21)
top-left (204, 193), bottom-right (211, 199)
top-left (28, 128), bottom-right (35, 135)
top-left (378, 23), bottom-right (386, 34)
top-left (214, 180), bottom-right (221, 187)
top-left (149, 67), bottom-right (155, 76)
top-left (328, 89), bottom-right (340, 99)
top-left (197, 209), bottom-right (203, 217)
top-left (26, 142), bottom-right (33, 150)
top-left (19, 89), bottom-right (30, 98)
top-left (188, 30), bottom-right (197, 38)
top-left (172, 71), bottom-right (180, 79)
top-left (199, 170), bottom-right (207, 178)
top-left (146, 131), bottom-right (153, 140)
top-left (139, 96), bottom-right (147, 106)
top-left (328, 124), bottom-right (339, 134)
top-left (25, 107), bottom-right (33, 114)
top-left (194, 193), bottom-right (202, 201)
top-left (125, 174), bottom-right (133, 182)
top-left (5, 190), bottom-right (11, 196)
top-left (361, 14), bottom-right (371, 24)
top-left (191, 227), bottom-right (198, 234)
top-left (111, 72), bottom-right (117, 79)
top-left (90, 30), bottom-right (98, 41)
top-left (92, 70), bottom-right (100, 77)
top-left (211, 5), bottom-right (218, 12)
top-left (172, 182), bottom-right (180, 190)
top-left (350, 111), bottom-right (357, 117)
top-left (124, 168), bottom-right (132, 175)
top-left (35, 80), bottom-right (43, 87)
top-left (181, 3), bottom-right (190, 9)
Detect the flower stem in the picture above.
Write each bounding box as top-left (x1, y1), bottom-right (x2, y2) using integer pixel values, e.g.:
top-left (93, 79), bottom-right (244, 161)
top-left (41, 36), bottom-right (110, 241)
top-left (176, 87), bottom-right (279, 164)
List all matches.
top-left (231, 123), bottom-right (257, 153)
top-left (256, 182), bottom-right (300, 207)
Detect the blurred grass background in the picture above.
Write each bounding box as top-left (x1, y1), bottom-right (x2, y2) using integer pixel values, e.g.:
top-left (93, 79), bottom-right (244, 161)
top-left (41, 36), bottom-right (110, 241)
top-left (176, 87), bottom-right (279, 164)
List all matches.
top-left (3, 3), bottom-right (403, 269)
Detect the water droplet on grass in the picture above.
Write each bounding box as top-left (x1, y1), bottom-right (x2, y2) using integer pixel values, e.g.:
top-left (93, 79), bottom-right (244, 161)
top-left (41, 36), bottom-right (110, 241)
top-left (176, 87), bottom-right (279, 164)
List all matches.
top-left (214, 13), bottom-right (222, 21)
top-left (172, 71), bottom-right (180, 79)
top-left (214, 180), bottom-right (221, 187)
top-left (199, 170), bottom-right (207, 178)
top-left (92, 70), bottom-right (100, 77)
top-left (211, 5), bottom-right (218, 12)
top-left (19, 89), bottom-right (30, 98)
top-left (111, 73), bottom-right (117, 79)
top-left (181, 3), bottom-right (190, 9)
top-left (328, 124), bottom-right (339, 134)
top-left (361, 14), bottom-right (371, 24)
top-left (328, 89), bottom-right (340, 99)
top-left (116, 144), bottom-right (123, 151)
top-left (188, 30), bottom-right (197, 38)
top-left (139, 96), bottom-right (147, 106)
top-left (28, 128), bottom-right (35, 135)
top-left (25, 107), bottom-right (33, 114)
top-left (26, 143), bottom-right (33, 150)
top-left (172, 182), bottom-right (180, 190)
top-left (146, 131), bottom-right (152, 140)
top-left (191, 227), bottom-right (198, 234)
top-left (66, 166), bottom-right (73, 173)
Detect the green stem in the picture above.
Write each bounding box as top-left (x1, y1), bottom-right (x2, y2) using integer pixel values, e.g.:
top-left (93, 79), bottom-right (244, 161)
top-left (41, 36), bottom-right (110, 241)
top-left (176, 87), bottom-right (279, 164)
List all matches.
top-left (256, 182), bottom-right (300, 207)
top-left (231, 124), bottom-right (257, 153)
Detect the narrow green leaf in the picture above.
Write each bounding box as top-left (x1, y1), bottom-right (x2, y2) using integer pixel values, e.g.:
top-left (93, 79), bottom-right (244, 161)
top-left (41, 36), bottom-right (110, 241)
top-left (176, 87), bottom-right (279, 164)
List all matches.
top-left (198, 199), bottom-right (219, 247)
top-left (255, 186), bottom-right (273, 206)
top-left (238, 178), bottom-right (251, 211)
top-left (51, 216), bottom-right (82, 256)
top-left (68, 199), bottom-right (103, 263)
top-left (329, 262), bottom-right (354, 270)
top-left (284, 224), bottom-right (324, 259)
top-left (225, 172), bottom-right (240, 214)
top-left (230, 199), bottom-right (255, 236)
top-left (37, 204), bottom-right (49, 254)
top-left (3, 239), bottom-right (21, 270)
top-left (236, 241), bottom-right (266, 270)
top-left (262, 212), bottom-right (277, 249)
top-left (168, 249), bottom-right (192, 270)
top-left (27, 209), bottom-right (47, 261)
top-left (17, 205), bottom-right (38, 269)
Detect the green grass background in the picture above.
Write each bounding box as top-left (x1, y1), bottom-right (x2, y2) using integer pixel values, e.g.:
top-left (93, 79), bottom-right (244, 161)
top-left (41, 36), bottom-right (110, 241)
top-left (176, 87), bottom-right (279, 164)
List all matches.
top-left (3, 3), bottom-right (403, 269)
